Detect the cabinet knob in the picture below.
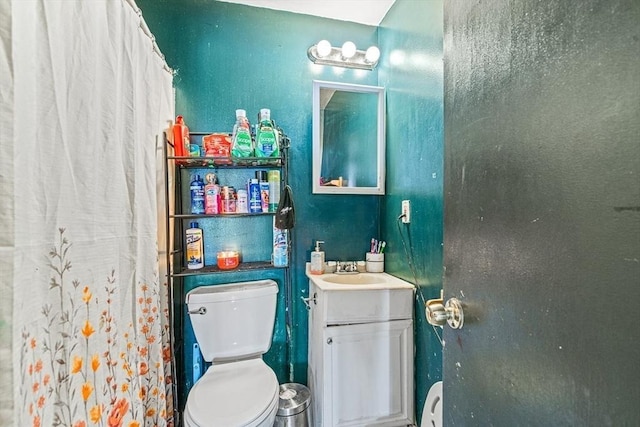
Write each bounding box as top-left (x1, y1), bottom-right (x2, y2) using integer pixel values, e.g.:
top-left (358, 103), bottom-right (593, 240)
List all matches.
top-left (327, 338), bottom-right (333, 345)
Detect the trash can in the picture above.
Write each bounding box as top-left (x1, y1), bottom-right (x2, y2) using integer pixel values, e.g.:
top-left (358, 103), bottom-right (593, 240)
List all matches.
top-left (274, 383), bottom-right (312, 427)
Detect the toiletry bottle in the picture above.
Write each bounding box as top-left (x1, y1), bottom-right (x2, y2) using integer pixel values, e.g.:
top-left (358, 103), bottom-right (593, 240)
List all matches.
top-left (186, 222), bottom-right (204, 269)
top-left (257, 170), bottom-right (269, 213)
top-left (310, 240), bottom-right (325, 274)
top-left (204, 173), bottom-right (219, 215)
top-left (273, 217), bottom-right (288, 267)
top-left (236, 189), bottom-right (248, 213)
top-left (231, 109), bottom-right (253, 157)
top-left (267, 170), bottom-right (280, 212)
top-left (172, 115), bottom-right (189, 164)
top-left (255, 108), bottom-right (279, 158)
top-left (190, 174), bottom-right (205, 214)
top-left (249, 178), bottom-right (262, 213)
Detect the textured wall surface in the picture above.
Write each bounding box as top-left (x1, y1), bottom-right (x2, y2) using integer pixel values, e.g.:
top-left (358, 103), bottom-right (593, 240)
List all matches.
top-left (138, 0), bottom-right (382, 408)
top-left (444, 0), bottom-right (640, 424)
top-left (379, 0), bottom-right (445, 423)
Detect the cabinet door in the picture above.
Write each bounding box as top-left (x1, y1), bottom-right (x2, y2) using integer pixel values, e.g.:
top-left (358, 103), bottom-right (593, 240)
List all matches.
top-left (322, 319), bottom-right (413, 427)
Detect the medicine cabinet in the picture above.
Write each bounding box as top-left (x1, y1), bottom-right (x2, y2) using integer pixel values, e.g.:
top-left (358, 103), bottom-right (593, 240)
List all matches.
top-left (312, 80), bottom-right (385, 195)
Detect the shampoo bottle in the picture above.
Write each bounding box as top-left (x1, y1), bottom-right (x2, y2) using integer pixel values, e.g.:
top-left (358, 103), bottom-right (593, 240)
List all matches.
top-left (190, 174), bottom-right (205, 214)
top-left (310, 240), bottom-right (325, 275)
top-left (186, 222), bottom-right (204, 270)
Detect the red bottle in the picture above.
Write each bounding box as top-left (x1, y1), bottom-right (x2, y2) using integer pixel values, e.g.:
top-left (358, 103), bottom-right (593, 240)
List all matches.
top-left (172, 115), bottom-right (189, 162)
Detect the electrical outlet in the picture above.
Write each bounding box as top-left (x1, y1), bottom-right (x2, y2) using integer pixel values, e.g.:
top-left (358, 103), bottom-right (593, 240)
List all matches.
top-left (401, 200), bottom-right (411, 223)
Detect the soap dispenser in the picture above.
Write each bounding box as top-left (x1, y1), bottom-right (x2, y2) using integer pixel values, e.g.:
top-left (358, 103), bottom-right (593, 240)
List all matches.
top-left (310, 240), bottom-right (325, 275)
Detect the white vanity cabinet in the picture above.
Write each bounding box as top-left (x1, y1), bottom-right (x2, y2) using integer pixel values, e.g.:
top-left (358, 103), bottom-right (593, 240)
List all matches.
top-left (306, 271), bottom-right (415, 427)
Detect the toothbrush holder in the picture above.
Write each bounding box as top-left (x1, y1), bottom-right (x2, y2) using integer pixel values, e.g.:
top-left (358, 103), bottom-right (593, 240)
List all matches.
top-left (365, 252), bottom-right (384, 273)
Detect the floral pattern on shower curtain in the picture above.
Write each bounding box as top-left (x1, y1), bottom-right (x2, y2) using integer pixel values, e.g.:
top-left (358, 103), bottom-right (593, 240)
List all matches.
top-left (19, 229), bottom-right (172, 427)
top-left (2, 1), bottom-right (175, 426)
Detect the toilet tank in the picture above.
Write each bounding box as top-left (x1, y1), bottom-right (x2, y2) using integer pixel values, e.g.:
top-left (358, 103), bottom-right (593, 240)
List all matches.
top-left (186, 280), bottom-right (278, 363)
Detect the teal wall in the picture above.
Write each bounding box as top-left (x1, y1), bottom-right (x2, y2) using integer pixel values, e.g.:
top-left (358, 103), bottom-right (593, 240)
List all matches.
top-left (140, 0), bottom-right (444, 420)
top-left (379, 1), bottom-right (444, 422)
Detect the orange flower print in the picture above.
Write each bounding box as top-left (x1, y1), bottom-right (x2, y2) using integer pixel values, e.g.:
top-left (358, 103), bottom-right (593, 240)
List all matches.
top-left (107, 398), bottom-right (129, 427)
top-left (81, 382), bottom-right (94, 401)
top-left (82, 286), bottom-right (93, 303)
top-left (141, 284), bottom-right (148, 291)
top-left (82, 320), bottom-right (95, 338)
top-left (32, 382), bottom-right (39, 393)
top-left (71, 355), bottom-right (83, 374)
top-left (128, 421), bottom-right (140, 427)
top-left (89, 404), bottom-right (104, 424)
top-left (27, 364), bottom-right (33, 376)
top-left (43, 374), bottom-right (50, 386)
top-left (91, 354), bottom-right (100, 372)
top-left (73, 421), bottom-right (87, 427)
top-left (121, 383), bottom-right (129, 392)
top-left (32, 415), bottom-right (40, 427)
top-left (34, 359), bottom-right (43, 373)
top-left (30, 338), bottom-right (37, 349)
top-left (140, 324), bottom-right (149, 334)
top-left (37, 396), bottom-right (45, 408)
top-left (145, 408), bottom-right (156, 417)
top-left (138, 362), bottom-right (148, 375)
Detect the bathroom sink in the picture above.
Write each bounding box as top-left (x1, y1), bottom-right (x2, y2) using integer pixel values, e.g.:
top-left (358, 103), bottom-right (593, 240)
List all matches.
top-left (321, 273), bottom-right (388, 285)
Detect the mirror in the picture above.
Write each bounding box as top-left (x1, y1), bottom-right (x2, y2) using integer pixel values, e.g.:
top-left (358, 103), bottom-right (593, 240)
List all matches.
top-left (312, 80), bottom-right (385, 194)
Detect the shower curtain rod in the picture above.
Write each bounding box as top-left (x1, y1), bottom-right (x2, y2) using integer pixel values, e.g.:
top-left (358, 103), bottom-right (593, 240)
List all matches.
top-left (124, 0), bottom-right (173, 75)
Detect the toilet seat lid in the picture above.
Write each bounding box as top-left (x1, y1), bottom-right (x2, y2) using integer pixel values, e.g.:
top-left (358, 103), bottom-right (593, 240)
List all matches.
top-left (186, 358), bottom-right (278, 426)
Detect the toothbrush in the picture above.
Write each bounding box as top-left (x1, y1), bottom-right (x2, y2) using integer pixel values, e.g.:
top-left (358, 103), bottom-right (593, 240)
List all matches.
top-left (380, 241), bottom-right (386, 254)
top-left (371, 238), bottom-right (376, 253)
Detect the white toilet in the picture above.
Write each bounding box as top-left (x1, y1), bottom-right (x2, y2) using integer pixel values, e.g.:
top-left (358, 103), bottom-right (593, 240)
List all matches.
top-left (184, 280), bottom-right (280, 427)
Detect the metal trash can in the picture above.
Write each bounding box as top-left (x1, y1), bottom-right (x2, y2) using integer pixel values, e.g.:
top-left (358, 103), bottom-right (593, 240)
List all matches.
top-left (274, 383), bottom-right (312, 427)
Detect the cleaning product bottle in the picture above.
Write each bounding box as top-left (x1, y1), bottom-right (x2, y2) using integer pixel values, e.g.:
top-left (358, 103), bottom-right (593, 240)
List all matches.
top-left (310, 240), bottom-right (325, 274)
top-left (231, 109), bottom-right (253, 157)
top-left (257, 170), bottom-right (269, 213)
top-left (172, 115), bottom-right (190, 164)
top-left (186, 222), bottom-right (204, 269)
top-left (255, 108), bottom-right (279, 158)
top-left (273, 217), bottom-right (288, 267)
top-left (204, 173), bottom-right (220, 215)
top-left (190, 174), bottom-right (205, 214)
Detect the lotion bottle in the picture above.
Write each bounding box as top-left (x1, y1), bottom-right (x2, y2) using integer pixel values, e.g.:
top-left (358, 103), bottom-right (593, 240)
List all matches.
top-left (310, 240), bottom-right (325, 275)
top-left (186, 222), bottom-right (204, 270)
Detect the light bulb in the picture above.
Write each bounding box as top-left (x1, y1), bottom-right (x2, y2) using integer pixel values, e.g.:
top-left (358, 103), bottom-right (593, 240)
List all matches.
top-left (316, 40), bottom-right (332, 58)
top-left (341, 41), bottom-right (356, 59)
top-left (365, 46), bottom-right (380, 63)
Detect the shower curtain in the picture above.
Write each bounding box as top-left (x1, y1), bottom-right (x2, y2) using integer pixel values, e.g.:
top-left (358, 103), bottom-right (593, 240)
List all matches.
top-left (0, 1), bottom-right (175, 426)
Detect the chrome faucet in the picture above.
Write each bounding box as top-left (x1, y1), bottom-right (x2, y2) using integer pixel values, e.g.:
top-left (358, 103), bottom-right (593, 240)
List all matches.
top-left (336, 261), bottom-right (358, 273)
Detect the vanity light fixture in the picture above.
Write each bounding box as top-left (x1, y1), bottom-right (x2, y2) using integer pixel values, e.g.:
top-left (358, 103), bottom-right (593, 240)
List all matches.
top-left (308, 40), bottom-right (380, 70)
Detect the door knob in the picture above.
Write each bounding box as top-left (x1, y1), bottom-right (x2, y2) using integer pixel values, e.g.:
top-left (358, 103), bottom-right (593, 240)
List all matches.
top-left (426, 296), bottom-right (464, 330)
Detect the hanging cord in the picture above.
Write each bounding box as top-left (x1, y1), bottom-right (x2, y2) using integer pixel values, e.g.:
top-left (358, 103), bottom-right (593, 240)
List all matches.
top-left (396, 215), bottom-right (444, 346)
top-left (123, 0), bottom-right (174, 75)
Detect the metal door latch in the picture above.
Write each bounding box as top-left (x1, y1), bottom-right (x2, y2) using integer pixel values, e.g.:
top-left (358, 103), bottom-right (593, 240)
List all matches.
top-left (426, 295), bottom-right (464, 330)
top-left (301, 293), bottom-right (317, 310)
